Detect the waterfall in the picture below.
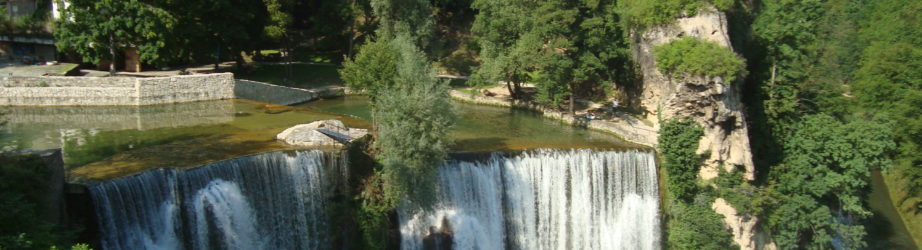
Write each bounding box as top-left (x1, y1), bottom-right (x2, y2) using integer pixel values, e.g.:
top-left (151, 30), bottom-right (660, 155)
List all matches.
top-left (90, 150), bottom-right (346, 250)
top-left (399, 149), bottom-right (660, 250)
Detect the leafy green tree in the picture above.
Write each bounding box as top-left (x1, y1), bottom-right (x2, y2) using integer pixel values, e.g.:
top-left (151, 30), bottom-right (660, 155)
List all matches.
top-left (472, 0), bottom-right (632, 113)
top-left (339, 38), bottom-right (400, 102)
top-left (263, 0), bottom-right (294, 78)
top-left (54, 0), bottom-right (175, 75)
top-left (658, 118), bottom-right (704, 202)
top-left (766, 114), bottom-right (894, 249)
top-left (374, 35), bottom-right (455, 211)
top-left (852, 0), bottom-right (922, 209)
top-left (667, 201), bottom-right (738, 249)
top-left (370, 0), bottom-right (434, 51)
top-left (654, 37), bottom-right (746, 82)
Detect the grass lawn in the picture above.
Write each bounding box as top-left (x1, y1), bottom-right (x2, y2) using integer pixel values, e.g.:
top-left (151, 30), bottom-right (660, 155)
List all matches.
top-left (237, 64), bottom-right (343, 89)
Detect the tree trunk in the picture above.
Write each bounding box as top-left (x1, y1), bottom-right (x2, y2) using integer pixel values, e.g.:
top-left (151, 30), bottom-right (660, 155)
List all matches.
top-left (109, 34), bottom-right (116, 76)
top-left (347, 0), bottom-right (357, 59)
top-left (506, 81), bottom-right (515, 100)
top-left (285, 37), bottom-right (293, 82)
top-left (569, 83), bottom-right (575, 115)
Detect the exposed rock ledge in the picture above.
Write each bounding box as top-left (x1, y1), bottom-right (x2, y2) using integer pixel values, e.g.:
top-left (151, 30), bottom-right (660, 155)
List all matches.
top-left (276, 120), bottom-right (368, 147)
top-left (712, 198), bottom-right (777, 250)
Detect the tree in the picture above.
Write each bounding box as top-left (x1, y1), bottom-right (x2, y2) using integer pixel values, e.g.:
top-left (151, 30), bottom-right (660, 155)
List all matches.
top-left (766, 114), bottom-right (894, 249)
top-left (263, 0), bottom-right (294, 79)
top-left (667, 201), bottom-right (738, 249)
top-left (370, 0), bottom-right (435, 52)
top-left (469, 0), bottom-right (537, 100)
top-left (472, 0), bottom-right (632, 114)
top-left (54, 0), bottom-right (175, 75)
top-left (339, 38), bottom-right (400, 102)
top-left (373, 35), bottom-right (455, 211)
top-left (852, 0), bottom-right (922, 209)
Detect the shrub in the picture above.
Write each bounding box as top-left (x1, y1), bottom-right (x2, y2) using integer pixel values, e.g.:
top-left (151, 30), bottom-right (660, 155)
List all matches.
top-left (654, 37), bottom-right (746, 82)
top-left (658, 118), bottom-right (704, 202)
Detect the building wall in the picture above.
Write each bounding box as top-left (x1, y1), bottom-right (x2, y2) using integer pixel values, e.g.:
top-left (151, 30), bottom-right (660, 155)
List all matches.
top-left (0, 73), bottom-right (235, 106)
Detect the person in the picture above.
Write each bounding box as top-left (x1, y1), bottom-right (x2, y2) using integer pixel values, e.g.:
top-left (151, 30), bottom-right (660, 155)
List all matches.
top-left (612, 100), bottom-right (620, 108)
top-left (586, 111), bottom-right (597, 120)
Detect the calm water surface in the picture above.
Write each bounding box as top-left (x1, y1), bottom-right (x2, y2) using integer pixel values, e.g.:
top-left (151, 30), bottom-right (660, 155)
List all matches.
top-left (1, 100), bottom-right (367, 182)
top-left (299, 95), bottom-right (639, 152)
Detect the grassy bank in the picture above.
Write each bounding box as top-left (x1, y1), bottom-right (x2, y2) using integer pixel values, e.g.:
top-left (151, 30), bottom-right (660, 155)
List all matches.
top-left (884, 171), bottom-right (922, 247)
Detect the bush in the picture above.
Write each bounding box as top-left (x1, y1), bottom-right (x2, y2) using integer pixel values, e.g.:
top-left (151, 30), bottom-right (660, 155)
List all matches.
top-left (658, 118), bottom-right (705, 202)
top-left (654, 37), bottom-right (746, 82)
top-left (667, 200), bottom-right (738, 249)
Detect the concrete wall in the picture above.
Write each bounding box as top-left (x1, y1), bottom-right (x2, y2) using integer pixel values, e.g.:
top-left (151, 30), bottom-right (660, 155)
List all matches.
top-left (0, 73), bottom-right (235, 106)
top-left (234, 79), bottom-right (344, 105)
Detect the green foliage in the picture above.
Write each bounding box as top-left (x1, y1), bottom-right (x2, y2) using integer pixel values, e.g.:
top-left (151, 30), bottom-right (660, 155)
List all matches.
top-left (339, 39), bottom-right (400, 101)
top-left (852, 0), bottom-right (922, 205)
top-left (0, 3), bottom-right (52, 38)
top-left (654, 37), bottom-right (746, 82)
top-left (373, 35), bottom-right (455, 211)
top-left (471, 0), bottom-right (632, 110)
top-left (658, 118), bottom-right (704, 202)
top-left (715, 167), bottom-right (763, 215)
top-left (262, 0), bottom-right (293, 40)
top-left (617, 0), bottom-right (735, 28)
top-left (765, 114), bottom-right (895, 249)
top-left (370, 0), bottom-right (435, 51)
top-left (54, 0), bottom-right (176, 67)
top-left (0, 154), bottom-right (75, 249)
top-left (666, 200), bottom-right (737, 250)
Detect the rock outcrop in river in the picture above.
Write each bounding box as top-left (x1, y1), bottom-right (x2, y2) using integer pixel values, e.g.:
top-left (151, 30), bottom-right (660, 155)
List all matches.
top-left (631, 6), bottom-right (764, 249)
top-left (632, 6), bottom-right (755, 181)
top-left (277, 120), bottom-right (368, 147)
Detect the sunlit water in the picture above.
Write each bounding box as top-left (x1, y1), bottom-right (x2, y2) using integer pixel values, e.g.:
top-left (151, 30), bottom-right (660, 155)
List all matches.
top-left (91, 150), bottom-right (345, 250)
top-left (399, 149), bottom-right (661, 250)
top-left (300, 95), bottom-right (639, 151)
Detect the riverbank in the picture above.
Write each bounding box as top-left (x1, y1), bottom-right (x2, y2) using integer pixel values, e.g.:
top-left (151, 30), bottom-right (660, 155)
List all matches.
top-left (883, 170), bottom-right (922, 247)
top-left (447, 89), bottom-right (658, 148)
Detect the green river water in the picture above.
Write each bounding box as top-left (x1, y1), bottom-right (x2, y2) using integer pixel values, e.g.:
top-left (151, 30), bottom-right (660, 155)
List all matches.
top-left (0, 96), bottom-right (914, 247)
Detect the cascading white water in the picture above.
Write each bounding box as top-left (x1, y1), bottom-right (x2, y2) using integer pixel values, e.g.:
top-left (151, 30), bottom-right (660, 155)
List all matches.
top-left (399, 149), bottom-right (661, 250)
top-left (90, 150), bottom-right (346, 250)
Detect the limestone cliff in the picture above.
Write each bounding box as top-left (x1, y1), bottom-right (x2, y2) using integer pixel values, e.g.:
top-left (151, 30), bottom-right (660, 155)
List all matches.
top-left (631, 6), bottom-right (767, 249)
top-left (631, 6), bottom-right (755, 181)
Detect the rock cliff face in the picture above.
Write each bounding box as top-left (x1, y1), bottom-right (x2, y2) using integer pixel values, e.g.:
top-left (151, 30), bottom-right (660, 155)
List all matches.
top-left (632, 6), bottom-right (755, 181)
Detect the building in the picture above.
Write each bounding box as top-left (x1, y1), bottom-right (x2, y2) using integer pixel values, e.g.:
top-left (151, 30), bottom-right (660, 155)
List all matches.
top-left (1, 0), bottom-right (66, 63)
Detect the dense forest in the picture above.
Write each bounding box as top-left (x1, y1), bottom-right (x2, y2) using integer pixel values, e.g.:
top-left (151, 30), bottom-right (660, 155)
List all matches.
top-left (1, 0), bottom-right (920, 249)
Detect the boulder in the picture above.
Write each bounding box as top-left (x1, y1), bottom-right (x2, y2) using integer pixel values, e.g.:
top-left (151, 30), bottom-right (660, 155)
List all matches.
top-left (276, 120), bottom-right (368, 147)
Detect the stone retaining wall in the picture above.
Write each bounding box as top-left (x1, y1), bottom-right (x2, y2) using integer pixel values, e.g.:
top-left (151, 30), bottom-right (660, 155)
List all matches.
top-left (449, 90), bottom-right (659, 147)
top-left (0, 73), bottom-right (235, 106)
top-left (234, 79), bottom-right (345, 105)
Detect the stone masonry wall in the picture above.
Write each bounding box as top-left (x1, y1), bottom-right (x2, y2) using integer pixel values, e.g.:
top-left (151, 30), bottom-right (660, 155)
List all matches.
top-left (234, 79), bottom-right (345, 105)
top-left (0, 73), bottom-right (235, 106)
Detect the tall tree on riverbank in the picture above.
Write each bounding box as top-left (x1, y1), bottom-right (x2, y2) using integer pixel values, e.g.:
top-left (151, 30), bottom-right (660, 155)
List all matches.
top-left (54, 0), bottom-right (175, 75)
top-left (370, 0), bottom-right (434, 52)
top-left (471, 0), bottom-right (630, 114)
top-left (263, 0), bottom-right (295, 80)
top-left (374, 35), bottom-right (455, 211)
